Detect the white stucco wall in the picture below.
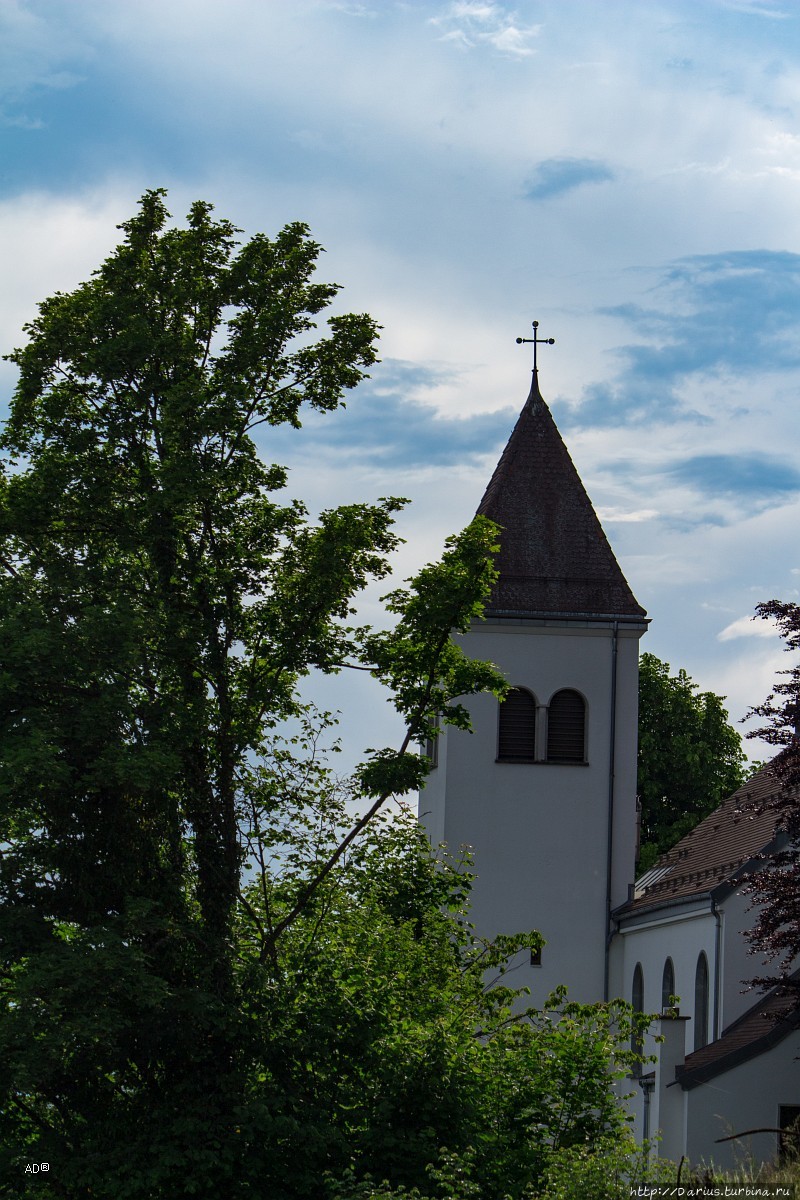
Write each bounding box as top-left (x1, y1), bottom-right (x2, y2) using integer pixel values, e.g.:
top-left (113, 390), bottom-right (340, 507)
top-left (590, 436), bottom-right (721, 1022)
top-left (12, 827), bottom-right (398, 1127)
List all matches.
top-left (615, 905), bottom-right (717, 1071)
top-left (718, 888), bottom-right (764, 1029)
top-left (419, 721), bottom-right (447, 848)
top-left (611, 630), bottom-right (641, 911)
top-left (717, 882), bottom-right (799, 1029)
top-left (419, 616), bottom-right (644, 1006)
top-left (684, 1030), bottom-right (800, 1171)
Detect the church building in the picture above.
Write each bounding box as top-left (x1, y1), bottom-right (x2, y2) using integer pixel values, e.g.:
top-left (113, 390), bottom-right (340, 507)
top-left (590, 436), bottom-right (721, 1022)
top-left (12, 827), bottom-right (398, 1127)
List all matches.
top-left (419, 352), bottom-right (799, 1170)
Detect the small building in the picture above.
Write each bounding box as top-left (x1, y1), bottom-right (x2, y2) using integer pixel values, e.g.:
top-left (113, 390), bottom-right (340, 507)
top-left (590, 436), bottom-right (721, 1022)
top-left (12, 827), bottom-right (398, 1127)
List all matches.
top-left (616, 765), bottom-right (798, 1169)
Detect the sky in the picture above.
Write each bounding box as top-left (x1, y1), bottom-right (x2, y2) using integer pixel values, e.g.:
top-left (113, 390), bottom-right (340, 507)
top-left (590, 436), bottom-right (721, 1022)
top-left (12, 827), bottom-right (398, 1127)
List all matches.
top-left (2, 0), bottom-right (800, 767)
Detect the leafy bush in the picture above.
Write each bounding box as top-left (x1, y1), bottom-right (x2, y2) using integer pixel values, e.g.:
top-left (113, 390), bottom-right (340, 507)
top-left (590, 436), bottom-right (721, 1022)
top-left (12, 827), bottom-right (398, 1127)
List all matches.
top-left (536, 1132), bottom-right (677, 1200)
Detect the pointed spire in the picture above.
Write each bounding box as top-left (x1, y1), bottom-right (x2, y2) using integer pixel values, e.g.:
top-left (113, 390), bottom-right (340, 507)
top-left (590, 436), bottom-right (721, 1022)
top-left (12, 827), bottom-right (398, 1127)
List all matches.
top-left (478, 373), bottom-right (646, 619)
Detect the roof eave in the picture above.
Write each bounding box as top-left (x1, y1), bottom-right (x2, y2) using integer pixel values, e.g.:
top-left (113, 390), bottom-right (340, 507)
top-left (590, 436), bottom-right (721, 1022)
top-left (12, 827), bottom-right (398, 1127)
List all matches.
top-left (481, 608), bottom-right (649, 625)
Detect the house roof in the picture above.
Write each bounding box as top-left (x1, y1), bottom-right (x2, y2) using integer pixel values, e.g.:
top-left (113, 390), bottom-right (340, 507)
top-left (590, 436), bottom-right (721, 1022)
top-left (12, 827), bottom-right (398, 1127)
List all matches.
top-left (476, 371), bottom-right (646, 621)
top-left (677, 975), bottom-right (800, 1089)
top-left (619, 763), bottom-right (786, 918)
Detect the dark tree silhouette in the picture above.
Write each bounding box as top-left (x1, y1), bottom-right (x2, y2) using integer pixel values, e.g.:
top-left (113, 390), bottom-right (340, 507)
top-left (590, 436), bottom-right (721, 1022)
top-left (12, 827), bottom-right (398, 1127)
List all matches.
top-left (637, 653), bottom-right (746, 870)
top-left (744, 601), bottom-right (800, 991)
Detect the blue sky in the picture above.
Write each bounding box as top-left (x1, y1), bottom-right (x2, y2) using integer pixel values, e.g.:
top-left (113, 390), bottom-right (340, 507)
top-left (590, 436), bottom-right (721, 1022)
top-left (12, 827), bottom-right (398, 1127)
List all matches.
top-left (3, 0), bottom-right (800, 763)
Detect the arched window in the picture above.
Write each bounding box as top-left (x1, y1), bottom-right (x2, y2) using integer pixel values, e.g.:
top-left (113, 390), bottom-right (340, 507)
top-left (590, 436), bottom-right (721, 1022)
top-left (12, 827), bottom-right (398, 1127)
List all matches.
top-left (497, 687), bottom-right (536, 762)
top-left (661, 958), bottom-right (675, 1012)
top-left (631, 962), bottom-right (644, 1075)
top-left (694, 952), bottom-right (709, 1051)
top-left (547, 689), bottom-right (586, 763)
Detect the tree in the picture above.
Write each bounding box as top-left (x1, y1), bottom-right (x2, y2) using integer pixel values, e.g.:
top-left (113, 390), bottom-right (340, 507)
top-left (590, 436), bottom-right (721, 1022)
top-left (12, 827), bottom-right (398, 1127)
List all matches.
top-left (637, 652), bottom-right (746, 870)
top-left (746, 600), bottom-right (800, 789)
top-left (742, 601), bottom-right (800, 991)
top-left (0, 191), bottom-right (505, 1195)
top-left (0, 193), bottom-right (645, 1198)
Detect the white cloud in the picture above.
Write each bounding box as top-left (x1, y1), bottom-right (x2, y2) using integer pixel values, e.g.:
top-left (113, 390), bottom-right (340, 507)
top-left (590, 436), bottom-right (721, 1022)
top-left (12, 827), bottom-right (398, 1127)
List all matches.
top-left (320, 2), bottom-right (377, 15)
top-left (596, 507), bottom-right (658, 523)
top-left (484, 23), bottom-right (535, 56)
top-left (717, 615), bottom-right (780, 641)
top-left (714, 0), bottom-right (790, 17)
top-left (430, 1), bottom-right (540, 58)
top-left (0, 186), bottom-right (135, 355)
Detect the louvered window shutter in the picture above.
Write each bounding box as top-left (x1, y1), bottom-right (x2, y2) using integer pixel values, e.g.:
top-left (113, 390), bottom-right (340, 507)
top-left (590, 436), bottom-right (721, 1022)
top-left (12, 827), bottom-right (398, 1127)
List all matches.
top-left (497, 688), bottom-right (536, 761)
top-left (547, 690), bottom-right (585, 762)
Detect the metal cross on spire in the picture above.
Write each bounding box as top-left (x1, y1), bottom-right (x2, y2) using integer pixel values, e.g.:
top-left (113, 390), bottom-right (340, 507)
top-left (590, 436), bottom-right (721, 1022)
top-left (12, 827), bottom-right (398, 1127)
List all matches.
top-left (516, 320), bottom-right (555, 372)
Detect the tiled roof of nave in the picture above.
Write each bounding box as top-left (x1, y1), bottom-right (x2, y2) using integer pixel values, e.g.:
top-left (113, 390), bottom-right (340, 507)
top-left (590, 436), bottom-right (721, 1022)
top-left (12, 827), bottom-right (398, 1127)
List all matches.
top-left (622, 762), bottom-right (788, 915)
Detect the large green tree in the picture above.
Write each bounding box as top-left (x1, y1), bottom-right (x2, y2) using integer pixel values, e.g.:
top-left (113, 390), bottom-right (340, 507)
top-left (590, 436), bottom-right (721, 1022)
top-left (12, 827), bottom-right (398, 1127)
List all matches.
top-left (637, 652), bottom-right (746, 870)
top-left (0, 193), bottom-right (647, 1198)
top-left (0, 192), bottom-right (499, 1194)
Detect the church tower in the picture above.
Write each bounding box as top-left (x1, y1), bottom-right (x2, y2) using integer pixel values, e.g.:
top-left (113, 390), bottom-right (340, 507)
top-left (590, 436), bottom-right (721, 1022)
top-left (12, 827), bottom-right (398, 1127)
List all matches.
top-left (420, 356), bottom-right (647, 1005)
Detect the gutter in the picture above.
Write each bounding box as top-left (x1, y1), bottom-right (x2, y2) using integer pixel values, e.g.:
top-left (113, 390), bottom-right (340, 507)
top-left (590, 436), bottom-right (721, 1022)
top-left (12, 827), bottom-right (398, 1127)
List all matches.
top-left (712, 898), bottom-right (722, 1041)
top-left (615, 894), bottom-right (716, 930)
top-left (484, 610), bottom-right (649, 626)
top-left (604, 619), bottom-right (619, 1002)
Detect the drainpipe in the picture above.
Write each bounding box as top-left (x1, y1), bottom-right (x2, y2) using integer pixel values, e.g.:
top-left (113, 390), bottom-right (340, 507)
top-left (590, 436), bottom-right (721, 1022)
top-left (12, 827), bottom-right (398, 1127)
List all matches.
top-left (604, 619), bottom-right (620, 1002)
top-left (712, 898), bottom-right (722, 1041)
top-left (640, 1074), bottom-right (655, 1146)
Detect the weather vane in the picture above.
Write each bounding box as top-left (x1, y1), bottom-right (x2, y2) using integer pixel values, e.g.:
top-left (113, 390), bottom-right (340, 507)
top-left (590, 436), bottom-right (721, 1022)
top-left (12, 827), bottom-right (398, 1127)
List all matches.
top-left (516, 320), bottom-right (555, 372)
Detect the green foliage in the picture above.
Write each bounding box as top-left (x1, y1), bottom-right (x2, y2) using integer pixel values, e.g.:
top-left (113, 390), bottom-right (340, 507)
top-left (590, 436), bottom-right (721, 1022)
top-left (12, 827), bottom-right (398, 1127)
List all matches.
top-left (0, 193), bottom-right (644, 1198)
top-left (637, 652), bottom-right (747, 869)
top-left (674, 1152), bottom-right (800, 1196)
top-left (746, 599), bottom-right (800, 787)
top-left (0, 192), bottom-right (507, 1197)
top-left (535, 1131), bottom-right (677, 1200)
top-left (230, 728), bottom-right (649, 1198)
top-left (2, 738), bottom-right (652, 1197)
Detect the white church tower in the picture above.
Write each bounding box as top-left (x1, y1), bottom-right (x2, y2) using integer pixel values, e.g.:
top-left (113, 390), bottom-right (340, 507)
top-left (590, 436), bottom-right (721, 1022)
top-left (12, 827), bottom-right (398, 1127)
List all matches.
top-left (420, 354), bottom-right (648, 1005)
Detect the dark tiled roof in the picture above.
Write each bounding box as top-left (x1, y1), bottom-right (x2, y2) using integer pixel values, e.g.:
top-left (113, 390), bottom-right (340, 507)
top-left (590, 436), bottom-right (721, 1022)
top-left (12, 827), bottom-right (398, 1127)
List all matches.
top-left (620, 763), bottom-right (786, 916)
top-left (677, 976), bottom-right (800, 1089)
top-left (477, 373), bottom-right (645, 619)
